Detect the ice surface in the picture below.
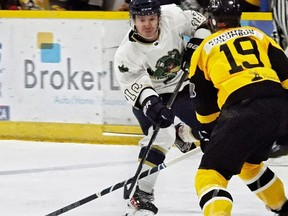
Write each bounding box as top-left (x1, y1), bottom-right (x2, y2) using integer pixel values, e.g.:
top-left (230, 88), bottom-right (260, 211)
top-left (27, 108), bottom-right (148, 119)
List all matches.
top-left (0, 140), bottom-right (287, 216)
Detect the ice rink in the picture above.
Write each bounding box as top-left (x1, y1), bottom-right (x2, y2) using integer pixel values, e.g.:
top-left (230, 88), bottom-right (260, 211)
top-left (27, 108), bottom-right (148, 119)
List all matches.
top-left (0, 140), bottom-right (287, 216)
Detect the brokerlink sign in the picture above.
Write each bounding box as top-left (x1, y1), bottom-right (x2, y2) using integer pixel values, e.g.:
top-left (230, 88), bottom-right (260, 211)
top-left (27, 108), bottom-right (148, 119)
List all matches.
top-left (24, 31), bottom-right (101, 91)
top-left (0, 42), bottom-right (2, 98)
top-left (0, 42), bottom-right (2, 63)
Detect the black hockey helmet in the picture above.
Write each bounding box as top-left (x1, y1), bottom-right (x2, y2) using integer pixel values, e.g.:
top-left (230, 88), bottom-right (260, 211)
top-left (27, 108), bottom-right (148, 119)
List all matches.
top-left (129, 0), bottom-right (161, 18)
top-left (207, 0), bottom-right (242, 32)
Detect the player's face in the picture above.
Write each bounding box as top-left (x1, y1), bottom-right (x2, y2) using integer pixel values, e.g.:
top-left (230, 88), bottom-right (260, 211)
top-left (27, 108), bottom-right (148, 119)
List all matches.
top-left (134, 14), bottom-right (159, 40)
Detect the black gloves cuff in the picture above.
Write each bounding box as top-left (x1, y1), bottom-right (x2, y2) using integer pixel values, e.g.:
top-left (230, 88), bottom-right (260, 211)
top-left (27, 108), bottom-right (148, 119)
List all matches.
top-left (142, 96), bottom-right (175, 128)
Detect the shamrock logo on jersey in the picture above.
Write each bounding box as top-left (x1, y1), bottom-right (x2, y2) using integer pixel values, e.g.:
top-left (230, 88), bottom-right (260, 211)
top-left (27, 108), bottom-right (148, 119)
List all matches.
top-left (118, 63), bottom-right (129, 73)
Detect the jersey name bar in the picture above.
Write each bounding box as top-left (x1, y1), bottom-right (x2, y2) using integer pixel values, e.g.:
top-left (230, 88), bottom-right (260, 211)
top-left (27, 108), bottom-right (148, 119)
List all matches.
top-left (207, 29), bottom-right (260, 47)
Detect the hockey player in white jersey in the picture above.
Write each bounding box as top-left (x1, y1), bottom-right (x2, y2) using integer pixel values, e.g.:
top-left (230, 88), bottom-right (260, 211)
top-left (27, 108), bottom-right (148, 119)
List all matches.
top-left (114, 0), bottom-right (210, 215)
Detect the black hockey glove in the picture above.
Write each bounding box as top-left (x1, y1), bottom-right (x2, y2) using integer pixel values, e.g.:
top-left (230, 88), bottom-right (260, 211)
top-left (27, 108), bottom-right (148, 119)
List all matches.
top-left (181, 37), bottom-right (203, 71)
top-left (142, 96), bottom-right (175, 128)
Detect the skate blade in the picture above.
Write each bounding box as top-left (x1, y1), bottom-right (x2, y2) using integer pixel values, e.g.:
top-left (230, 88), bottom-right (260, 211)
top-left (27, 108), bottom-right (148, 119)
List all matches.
top-left (124, 209), bottom-right (155, 216)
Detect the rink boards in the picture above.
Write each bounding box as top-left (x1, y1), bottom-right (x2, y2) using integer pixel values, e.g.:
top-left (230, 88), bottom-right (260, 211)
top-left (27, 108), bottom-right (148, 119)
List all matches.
top-left (0, 11), bottom-right (273, 145)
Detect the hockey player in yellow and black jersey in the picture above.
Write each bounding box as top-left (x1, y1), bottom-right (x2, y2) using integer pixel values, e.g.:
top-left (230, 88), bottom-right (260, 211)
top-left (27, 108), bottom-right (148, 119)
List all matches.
top-left (187, 0), bottom-right (288, 215)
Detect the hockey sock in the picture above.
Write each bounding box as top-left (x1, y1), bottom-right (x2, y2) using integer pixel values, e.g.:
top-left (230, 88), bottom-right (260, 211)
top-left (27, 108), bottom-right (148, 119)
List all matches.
top-left (137, 146), bottom-right (166, 193)
top-left (238, 162), bottom-right (287, 210)
top-left (195, 169), bottom-right (233, 216)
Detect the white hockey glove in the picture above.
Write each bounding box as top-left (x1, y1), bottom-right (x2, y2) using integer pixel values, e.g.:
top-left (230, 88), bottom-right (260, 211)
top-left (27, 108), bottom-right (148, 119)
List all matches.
top-left (174, 123), bottom-right (198, 153)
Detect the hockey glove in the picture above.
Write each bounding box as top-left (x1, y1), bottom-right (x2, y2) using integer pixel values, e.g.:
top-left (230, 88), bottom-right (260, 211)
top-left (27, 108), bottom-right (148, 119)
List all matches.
top-left (142, 96), bottom-right (175, 128)
top-left (181, 37), bottom-right (203, 71)
top-left (175, 123), bottom-right (197, 153)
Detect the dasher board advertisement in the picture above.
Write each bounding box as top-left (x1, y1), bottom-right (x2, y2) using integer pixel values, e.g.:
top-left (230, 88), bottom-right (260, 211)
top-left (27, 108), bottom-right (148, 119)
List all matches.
top-left (0, 18), bottom-right (136, 125)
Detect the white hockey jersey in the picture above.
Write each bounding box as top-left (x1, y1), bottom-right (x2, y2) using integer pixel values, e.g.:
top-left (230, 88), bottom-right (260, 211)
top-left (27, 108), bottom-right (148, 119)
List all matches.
top-left (114, 4), bottom-right (206, 107)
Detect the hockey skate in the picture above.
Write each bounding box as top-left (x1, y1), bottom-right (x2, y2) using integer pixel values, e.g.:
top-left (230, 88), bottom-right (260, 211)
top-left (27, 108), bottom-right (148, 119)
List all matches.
top-left (124, 186), bottom-right (158, 216)
top-left (175, 123), bottom-right (198, 153)
top-left (271, 200), bottom-right (288, 216)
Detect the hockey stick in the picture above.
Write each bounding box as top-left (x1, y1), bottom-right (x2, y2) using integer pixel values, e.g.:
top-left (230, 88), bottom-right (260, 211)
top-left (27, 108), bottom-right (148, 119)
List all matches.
top-left (123, 69), bottom-right (189, 199)
top-left (45, 147), bottom-right (201, 216)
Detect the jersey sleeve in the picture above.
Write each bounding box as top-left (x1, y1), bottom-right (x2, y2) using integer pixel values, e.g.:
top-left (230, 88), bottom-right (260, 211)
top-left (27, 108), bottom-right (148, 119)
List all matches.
top-left (188, 40), bottom-right (220, 126)
top-left (188, 40), bottom-right (205, 78)
top-left (161, 4), bottom-right (206, 37)
top-left (266, 36), bottom-right (288, 91)
top-left (190, 67), bottom-right (220, 126)
top-left (114, 44), bottom-right (156, 108)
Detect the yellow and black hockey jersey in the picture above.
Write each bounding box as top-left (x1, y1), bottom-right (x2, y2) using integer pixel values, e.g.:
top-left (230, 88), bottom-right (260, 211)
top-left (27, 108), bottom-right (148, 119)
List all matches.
top-left (189, 26), bottom-right (288, 125)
